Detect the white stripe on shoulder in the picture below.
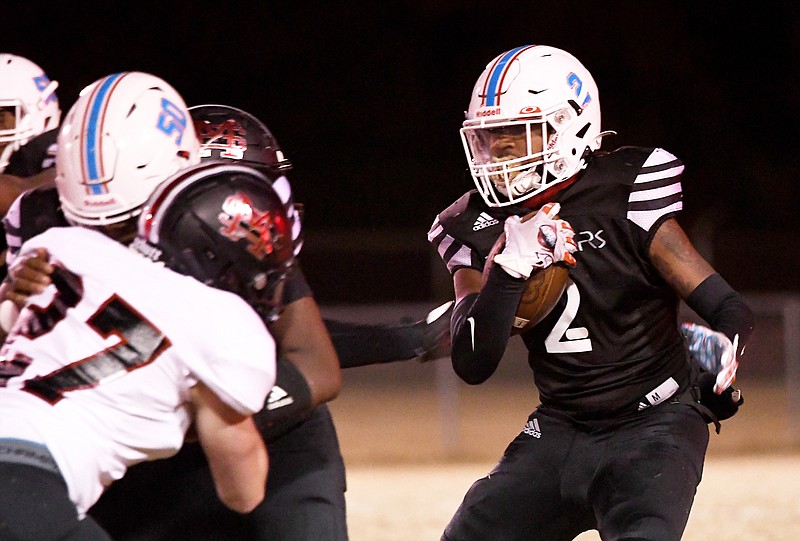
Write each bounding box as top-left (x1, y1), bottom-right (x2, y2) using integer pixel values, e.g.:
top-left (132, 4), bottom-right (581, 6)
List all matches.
top-left (435, 233), bottom-right (472, 273)
top-left (643, 147), bottom-right (679, 167)
top-left (447, 245), bottom-right (473, 273)
top-left (628, 202), bottom-right (683, 231)
top-left (427, 217), bottom-right (442, 241)
top-left (628, 182), bottom-right (682, 202)
top-left (634, 164), bottom-right (684, 184)
top-left (635, 148), bottom-right (684, 184)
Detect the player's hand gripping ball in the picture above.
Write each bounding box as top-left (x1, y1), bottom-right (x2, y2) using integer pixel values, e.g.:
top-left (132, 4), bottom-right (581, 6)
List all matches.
top-left (484, 204), bottom-right (574, 335)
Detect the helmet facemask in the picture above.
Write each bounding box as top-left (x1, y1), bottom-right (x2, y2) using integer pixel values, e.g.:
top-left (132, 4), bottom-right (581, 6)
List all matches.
top-left (462, 102), bottom-right (587, 207)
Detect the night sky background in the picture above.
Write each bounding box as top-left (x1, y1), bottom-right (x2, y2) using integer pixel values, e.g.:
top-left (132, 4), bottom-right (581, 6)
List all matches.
top-left (7, 1), bottom-right (800, 300)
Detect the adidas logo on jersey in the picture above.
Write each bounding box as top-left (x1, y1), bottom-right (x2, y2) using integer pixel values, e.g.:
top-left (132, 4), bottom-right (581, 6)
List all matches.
top-left (523, 418), bottom-right (541, 438)
top-left (473, 212), bottom-right (499, 231)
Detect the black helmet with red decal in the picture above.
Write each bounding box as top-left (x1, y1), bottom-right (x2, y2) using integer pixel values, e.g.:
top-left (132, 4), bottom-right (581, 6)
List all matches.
top-left (133, 161), bottom-right (294, 322)
top-left (189, 104), bottom-right (291, 173)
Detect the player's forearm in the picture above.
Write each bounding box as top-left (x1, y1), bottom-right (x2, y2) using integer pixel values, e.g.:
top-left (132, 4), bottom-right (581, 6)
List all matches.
top-left (192, 384), bottom-right (269, 513)
top-left (685, 273), bottom-right (755, 353)
top-left (205, 419), bottom-right (268, 514)
top-left (269, 296), bottom-right (341, 405)
top-left (450, 265), bottom-right (526, 384)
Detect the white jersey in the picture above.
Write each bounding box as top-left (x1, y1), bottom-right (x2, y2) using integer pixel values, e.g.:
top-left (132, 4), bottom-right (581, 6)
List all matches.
top-left (0, 227), bottom-right (276, 515)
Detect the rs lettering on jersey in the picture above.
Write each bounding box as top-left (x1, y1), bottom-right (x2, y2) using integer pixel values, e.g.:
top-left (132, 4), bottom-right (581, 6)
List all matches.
top-left (574, 229), bottom-right (606, 251)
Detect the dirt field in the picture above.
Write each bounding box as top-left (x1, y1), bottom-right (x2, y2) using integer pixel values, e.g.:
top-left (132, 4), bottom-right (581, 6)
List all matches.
top-left (328, 357), bottom-right (800, 540)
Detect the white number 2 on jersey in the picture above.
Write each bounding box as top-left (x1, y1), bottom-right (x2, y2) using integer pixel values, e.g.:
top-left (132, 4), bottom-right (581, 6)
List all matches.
top-left (544, 279), bottom-right (593, 353)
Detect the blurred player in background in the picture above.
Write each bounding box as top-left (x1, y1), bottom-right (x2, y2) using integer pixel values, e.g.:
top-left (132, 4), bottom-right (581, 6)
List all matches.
top-left (428, 45), bottom-right (754, 541)
top-left (88, 104), bottom-right (452, 541)
top-left (0, 73), bottom-right (283, 541)
top-left (1, 101), bottom-right (451, 540)
top-left (0, 53), bottom-right (61, 279)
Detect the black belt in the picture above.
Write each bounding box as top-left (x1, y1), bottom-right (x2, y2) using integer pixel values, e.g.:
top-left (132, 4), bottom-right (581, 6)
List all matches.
top-left (0, 438), bottom-right (62, 477)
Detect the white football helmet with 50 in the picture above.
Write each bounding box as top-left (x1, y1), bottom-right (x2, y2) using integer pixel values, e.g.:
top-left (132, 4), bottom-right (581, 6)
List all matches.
top-left (461, 45), bottom-right (604, 207)
top-left (56, 71), bottom-right (200, 226)
top-left (0, 54), bottom-right (60, 172)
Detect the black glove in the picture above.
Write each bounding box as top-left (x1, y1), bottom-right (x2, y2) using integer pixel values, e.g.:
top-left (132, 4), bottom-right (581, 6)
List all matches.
top-left (697, 370), bottom-right (744, 423)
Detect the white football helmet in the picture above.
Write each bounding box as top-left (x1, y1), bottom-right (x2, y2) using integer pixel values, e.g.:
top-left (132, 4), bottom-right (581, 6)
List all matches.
top-left (461, 45), bottom-right (603, 207)
top-left (0, 54), bottom-right (60, 172)
top-left (56, 72), bottom-right (200, 226)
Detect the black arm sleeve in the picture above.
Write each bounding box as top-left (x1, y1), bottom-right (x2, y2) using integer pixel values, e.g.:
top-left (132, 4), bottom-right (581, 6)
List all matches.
top-left (685, 273), bottom-right (755, 355)
top-left (324, 300), bottom-right (452, 367)
top-left (251, 356), bottom-right (315, 443)
top-left (325, 318), bottom-right (424, 367)
top-left (450, 264), bottom-right (527, 385)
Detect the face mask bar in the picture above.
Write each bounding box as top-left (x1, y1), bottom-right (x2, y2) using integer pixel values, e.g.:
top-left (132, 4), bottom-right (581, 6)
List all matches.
top-left (461, 109), bottom-right (574, 206)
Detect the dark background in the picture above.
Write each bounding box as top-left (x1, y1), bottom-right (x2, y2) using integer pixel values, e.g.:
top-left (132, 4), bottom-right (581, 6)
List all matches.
top-left (7, 1), bottom-right (800, 301)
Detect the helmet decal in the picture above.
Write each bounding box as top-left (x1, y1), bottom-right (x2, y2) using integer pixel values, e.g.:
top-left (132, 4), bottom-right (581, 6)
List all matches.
top-left (218, 192), bottom-right (287, 259)
top-left (32, 74), bottom-right (58, 106)
top-left (195, 118), bottom-right (248, 160)
top-left (566, 72), bottom-right (593, 110)
top-left (156, 98), bottom-right (189, 145)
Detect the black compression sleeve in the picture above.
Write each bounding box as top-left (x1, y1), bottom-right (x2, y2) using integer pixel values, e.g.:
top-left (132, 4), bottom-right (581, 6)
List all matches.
top-left (325, 318), bottom-right (424, 367)
top-left (450, 264), bottom-right (527, 384)
top-left (685, 273), bottom-right (755, 354)
top-left (251, 357), bottom-right (315, 443)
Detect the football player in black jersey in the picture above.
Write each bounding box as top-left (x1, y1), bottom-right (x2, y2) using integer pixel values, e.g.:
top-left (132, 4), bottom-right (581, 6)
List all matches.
top-left (0, 54), bottom-right (61, 279)
top-left (1, 103), bottom-right (451, 541)
top-left (428, 45), bottom-right (754, 541)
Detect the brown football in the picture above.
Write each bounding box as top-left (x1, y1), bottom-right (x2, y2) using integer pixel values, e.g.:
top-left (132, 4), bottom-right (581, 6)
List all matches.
top-left (483, 214), bottom-right (570, 335)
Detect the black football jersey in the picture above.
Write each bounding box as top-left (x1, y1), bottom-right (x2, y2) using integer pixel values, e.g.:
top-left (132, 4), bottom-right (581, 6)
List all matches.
top-left (3, 129), bottom-right (58, 177)
top-left (428, 146), bottom-right (691, 418)
top-left (2, 185), bottom-right (65, 265)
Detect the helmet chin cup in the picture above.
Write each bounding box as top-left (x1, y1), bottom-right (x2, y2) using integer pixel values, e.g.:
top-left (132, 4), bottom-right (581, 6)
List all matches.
top-left (496, 167), bottom-right (542, 199)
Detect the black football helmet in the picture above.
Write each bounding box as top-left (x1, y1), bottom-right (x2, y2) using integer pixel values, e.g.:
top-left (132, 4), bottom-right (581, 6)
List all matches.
top-left (133, 161), bottom-right (295, 322)
top-left (189, 104), bottom-right (291, 172)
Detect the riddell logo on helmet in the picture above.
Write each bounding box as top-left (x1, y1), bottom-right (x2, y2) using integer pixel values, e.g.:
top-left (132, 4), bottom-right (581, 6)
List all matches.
top-left (82, 196), bottom-right (118, 207)
top-left (475, 107), bottom-right (502, 117)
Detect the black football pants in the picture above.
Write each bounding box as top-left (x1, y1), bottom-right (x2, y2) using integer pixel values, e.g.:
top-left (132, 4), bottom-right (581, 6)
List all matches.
top-left (442, 401), bottom-right (710, 541)
top-left (0, 463), bottom-right (112, 541)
